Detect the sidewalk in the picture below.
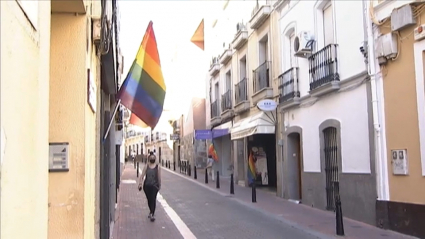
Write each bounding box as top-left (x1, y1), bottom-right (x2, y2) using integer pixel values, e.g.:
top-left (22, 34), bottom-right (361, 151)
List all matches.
top-left (112, 163), bottom-right (183, 239)
top-left (172, 166), bottom-right (417, 239)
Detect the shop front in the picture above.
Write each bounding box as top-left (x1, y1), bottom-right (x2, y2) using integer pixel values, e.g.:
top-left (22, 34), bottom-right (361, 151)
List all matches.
top-left (230, 112), bottom-right (277, 190)
top-left (194, 121), bottom-right (233, 177)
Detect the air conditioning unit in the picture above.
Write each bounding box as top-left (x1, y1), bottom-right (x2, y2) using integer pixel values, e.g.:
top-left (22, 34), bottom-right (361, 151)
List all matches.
top-left (92, 18), bottom-right (101, 46)
top-left (294, 31), bottom-right (314, 58)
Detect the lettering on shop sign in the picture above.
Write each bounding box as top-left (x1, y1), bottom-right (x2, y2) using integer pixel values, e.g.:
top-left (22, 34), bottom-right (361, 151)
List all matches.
top-left (256, 99), bottom-right (277, 112)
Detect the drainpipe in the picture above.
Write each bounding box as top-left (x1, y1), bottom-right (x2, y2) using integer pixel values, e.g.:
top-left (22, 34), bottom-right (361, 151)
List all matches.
top-left (365, 0), bottom-right (389, 201)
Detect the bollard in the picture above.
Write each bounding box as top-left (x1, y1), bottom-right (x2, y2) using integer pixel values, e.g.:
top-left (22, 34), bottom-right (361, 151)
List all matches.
top-left (194, 166), bottom-right (197, 179)
top-left (136, 162), bottom-right (139, 178)
top-left (173, 162), bottom-right (176, 171)
top-left (205, 168), bottom-right (208, 184)
top-left (251, 182), bottom-right (257, 203)
top-left (230, 174), bottom-right (234, 194)
top-left (216, 171), bottom-right (220, 189)
top-left (188, 164), bottom-right (191, 177)
top-left (334, 182), bottom-right (345, 236)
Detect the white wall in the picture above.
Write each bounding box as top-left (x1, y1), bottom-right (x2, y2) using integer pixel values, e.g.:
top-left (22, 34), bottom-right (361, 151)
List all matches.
top-left (278, 0), bottom-right (366, 97)
top-left (284, 84), bottom-right (371, 173)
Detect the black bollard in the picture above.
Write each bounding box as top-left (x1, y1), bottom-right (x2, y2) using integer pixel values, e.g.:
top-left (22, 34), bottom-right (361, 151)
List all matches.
top-left (136, 162), bottom-right (139, 178)
top-left (205, 168), bottom-right (208, 184)
top-left (251, 182), bottom-right (257, 203)
top-left (230, 174), bottom-right (234, 194)
top-left (194, 166), bottom-right (197, 179)
top-left (334, 182), bottom-right (345, 236)
top-left (216, 171), bottom-right (220, 189)
top-left (188, 164), bottom-right (191, 177)
top-left (173, 162), bottom-right (176, 171)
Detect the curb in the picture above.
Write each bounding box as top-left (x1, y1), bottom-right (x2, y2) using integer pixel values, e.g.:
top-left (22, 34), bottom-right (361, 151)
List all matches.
top-left (161, 166), bottom-right (334, 239)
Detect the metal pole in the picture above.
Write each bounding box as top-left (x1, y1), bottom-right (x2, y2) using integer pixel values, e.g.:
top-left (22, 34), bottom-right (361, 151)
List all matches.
top-left (205, 168), bottom-right (208, 184)
top-left (194, 166), bottom-right (197, 179)
top-left (230, 173), bottom-right (234, 194)
top-left (252, 182), bottom-right (257, 203)
top-left (216, 171), bottom-right (220, 189)
top-left (102, 99), bottom-right (121, 143)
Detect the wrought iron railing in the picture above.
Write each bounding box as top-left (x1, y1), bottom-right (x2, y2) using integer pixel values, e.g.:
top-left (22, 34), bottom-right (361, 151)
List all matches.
top-left (211, 99), bottom-right (220, 118)
top-left (308, 44), bottom-right (339, 91)
top-left (253, 61), bottom-right (271, 94)
top-left (235, 77), bottom-right (248, 104)
top-left (278, 67), bottom-right (300, 103)
top-left (221, 89), bottom-right (232, 111)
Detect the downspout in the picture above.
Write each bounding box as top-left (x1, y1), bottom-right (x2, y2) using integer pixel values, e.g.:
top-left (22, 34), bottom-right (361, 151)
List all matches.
top-left (365, 0), bottom-right (389, 201)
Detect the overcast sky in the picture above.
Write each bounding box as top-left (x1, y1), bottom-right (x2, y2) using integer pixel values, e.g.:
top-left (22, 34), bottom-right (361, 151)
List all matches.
top-left (119, 1), bottom-right (214, 131)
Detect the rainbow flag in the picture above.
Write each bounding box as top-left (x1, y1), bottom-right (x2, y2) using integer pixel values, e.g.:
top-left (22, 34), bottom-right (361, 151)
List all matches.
top-left (117, 21), bottom-right (166, 129)
top-left (208, 143), bottom-right (218, 162)
top-left (247, 151), bottom-right (257, 185)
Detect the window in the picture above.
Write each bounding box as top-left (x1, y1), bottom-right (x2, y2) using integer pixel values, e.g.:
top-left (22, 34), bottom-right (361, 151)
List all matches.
top-left (259, 35), bottom-right (269, 64)
top-left (225, 71), bottom-right (232, 91)
top-left (289, 31), bottom-right (297, 68)
top-left (239, 56), bottom-right (247, 80)
top-left (16, 0), bottom-right (39, 30)
top-left (214, 82), bottom-right (219, 101)
top-left (323, 2), bottom-right (334, 46)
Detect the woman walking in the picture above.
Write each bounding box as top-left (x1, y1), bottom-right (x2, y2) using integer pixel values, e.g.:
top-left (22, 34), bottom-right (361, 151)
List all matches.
top-left (138, 151), bottom-right (161, 222)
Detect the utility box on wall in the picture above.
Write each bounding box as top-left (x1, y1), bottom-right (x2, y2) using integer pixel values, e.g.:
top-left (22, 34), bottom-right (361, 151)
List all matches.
top-left (391, 149), bottom-right (408, 175)
top-left (391, 4), bottom-right (416, 32)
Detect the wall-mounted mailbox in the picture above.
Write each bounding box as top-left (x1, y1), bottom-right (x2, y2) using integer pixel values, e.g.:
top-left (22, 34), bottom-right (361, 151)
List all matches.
top-left (391, 149), bottom-right (408, 175)
top-left (49, 143), bottom-right (69, 172)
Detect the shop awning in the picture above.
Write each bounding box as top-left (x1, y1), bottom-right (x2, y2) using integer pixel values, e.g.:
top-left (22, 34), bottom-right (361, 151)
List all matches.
top-left (230, 112), bottom-right (275, 140)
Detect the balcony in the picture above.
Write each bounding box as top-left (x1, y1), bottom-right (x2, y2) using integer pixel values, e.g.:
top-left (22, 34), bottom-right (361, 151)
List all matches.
top-left (220, 89), bottom-right (234, 120)
top-left (232, 27), bottom-right (248, 50)
top-left (234, 78), bottom-right (250, 114)
top-left (252, 61), bottom-right (273, 104)
top-left (210, 99), bottom-right (221, 126)
top-left (308, 44), bottom-right (340, 97)
top-left (219, 49), bottom-right (232, 65)
top-left (278, 67), bottom-right (300, 109)
top-left (249, 4), bottom-right (272, 30)
top-left (209, 57), bottom-right (220, 76)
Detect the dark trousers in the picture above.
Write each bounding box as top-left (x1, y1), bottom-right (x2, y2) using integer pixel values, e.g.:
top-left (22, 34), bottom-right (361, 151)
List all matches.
top-left (143, 184), bottom-right (159, 215)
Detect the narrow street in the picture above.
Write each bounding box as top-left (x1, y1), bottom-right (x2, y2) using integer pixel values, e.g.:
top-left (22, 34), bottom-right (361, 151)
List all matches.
top-left (112, 164), bottom-right (416, 239)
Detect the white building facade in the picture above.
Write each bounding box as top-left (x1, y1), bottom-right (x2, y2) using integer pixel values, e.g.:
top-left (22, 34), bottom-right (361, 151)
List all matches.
top-left (202, 0), bottom-right (378, 226)
top-left (276, 0), bottom-right (376, 225)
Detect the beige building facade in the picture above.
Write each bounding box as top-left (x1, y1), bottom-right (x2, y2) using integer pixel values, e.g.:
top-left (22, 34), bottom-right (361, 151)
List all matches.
top-left (371, 1), bottom-right (425, 237)
top-left (1, 0), bottom-right (121, 238)
top-left (1, 1), bottom-right (51, 238)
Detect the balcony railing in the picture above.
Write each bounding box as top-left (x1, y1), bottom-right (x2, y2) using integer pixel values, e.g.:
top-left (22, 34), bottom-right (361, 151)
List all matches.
top-left (253, 61), bottom-right (270, 93)
top-left (308, 44), bottom-right (339, 91)
top-left (235, 77), bottom-right (248, 104)
top-left (278, 67), bottom-right (300, 103)
top-left (211, 99), bottom-right (220, 118)
top-left (221, 89), bottom-right (232, 111)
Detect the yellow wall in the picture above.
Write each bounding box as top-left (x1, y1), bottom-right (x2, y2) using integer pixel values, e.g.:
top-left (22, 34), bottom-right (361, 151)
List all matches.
top-left (379, 11), bottom-right (425, 204)
top-left (0, 1), bottom-right (51, 238)
top-left (48, 9), bottom-right (98, 238)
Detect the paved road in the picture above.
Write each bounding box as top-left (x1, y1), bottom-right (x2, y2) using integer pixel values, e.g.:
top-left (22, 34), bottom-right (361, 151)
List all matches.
top-left (160, 168), bottom-right (321, 239)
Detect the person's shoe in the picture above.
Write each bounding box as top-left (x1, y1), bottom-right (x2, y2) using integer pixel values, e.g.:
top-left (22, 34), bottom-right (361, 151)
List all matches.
top-left (150, 215), bottom-right (155, 222)
top-left (148, 213), bottom-right (152, 219)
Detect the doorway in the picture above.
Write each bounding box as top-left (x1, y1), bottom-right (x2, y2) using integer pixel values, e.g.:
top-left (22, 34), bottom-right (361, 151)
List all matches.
top-left (287, 133), bottom-right (302, 201)
top-left (323, 127), bottom-right (339, 211)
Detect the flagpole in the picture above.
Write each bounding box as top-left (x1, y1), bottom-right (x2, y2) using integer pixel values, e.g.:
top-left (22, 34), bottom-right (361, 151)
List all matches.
top-left (103, 99), bottom-right (121, 143)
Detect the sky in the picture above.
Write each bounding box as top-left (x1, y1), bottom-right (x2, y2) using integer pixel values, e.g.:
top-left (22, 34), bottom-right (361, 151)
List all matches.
top-left (119, 1), bottom-right (214, 132)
